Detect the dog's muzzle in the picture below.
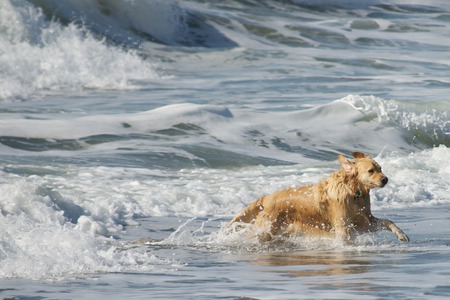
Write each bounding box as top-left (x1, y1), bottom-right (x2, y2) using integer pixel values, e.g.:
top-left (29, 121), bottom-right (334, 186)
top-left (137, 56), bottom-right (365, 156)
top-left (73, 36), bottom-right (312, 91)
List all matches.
top-left (381, 176), bottom-right (388, 187)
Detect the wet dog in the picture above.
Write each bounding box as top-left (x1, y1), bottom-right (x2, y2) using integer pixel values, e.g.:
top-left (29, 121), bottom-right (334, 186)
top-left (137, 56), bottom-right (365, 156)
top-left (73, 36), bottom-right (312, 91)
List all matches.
top-left (229, 152), bottom-right (409, 242)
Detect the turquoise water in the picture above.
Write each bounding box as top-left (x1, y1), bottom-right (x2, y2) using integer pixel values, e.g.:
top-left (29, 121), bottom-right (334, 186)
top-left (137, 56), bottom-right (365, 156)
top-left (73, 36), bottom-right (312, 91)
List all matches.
top-left (0, 0), bottom-right (449, 298)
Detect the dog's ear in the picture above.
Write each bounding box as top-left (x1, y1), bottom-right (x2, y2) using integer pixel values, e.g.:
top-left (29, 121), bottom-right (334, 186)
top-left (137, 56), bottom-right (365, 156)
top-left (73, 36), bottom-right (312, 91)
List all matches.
top-left (338, 154), bottom-right (354, 175)
top-left (352, 152), bottom-right (367, 159)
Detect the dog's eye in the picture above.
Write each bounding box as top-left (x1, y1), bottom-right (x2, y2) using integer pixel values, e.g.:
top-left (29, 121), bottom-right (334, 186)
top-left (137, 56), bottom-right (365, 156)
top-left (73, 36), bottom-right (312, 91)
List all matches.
top-left (368, 169), bottom-right (374, 174)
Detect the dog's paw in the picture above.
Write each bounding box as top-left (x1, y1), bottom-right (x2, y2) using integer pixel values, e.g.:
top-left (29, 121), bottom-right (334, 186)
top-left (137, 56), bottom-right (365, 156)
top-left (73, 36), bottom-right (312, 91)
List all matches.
top-left (397, 231), bottom-right (410, 242)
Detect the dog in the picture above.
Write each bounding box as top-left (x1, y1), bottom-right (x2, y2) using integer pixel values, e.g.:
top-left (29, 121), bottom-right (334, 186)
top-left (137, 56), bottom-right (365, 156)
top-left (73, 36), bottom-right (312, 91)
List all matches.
top-left (229, 152), bottom-right (410, 243)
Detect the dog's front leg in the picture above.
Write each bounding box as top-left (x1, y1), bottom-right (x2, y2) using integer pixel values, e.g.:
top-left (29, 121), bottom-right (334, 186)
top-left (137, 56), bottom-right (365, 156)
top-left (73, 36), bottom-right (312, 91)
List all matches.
top-left (333, 216), bottom-right (356, 242)
top-left (372, 217), bottom-right (410, 242)
top-left (335, 226), bottom-right (355, 242)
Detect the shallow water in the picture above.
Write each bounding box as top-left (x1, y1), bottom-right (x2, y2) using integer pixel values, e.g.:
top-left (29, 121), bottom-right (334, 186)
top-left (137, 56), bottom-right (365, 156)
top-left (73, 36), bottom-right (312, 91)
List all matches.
top-left (2, 206), bottom-right (449, 299)
top-left (0, 0), bottom-right (449, 299)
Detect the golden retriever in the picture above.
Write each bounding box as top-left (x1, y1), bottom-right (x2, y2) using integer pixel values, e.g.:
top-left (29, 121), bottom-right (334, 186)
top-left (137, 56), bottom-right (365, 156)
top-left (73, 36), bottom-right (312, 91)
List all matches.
top-left (229, 152), bottom-right (410, 243)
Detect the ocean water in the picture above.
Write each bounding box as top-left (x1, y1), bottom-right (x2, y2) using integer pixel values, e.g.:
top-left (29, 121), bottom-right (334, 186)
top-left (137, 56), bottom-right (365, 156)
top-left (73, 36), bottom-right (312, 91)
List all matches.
top-left (0, 0), bottom-right (449, 299)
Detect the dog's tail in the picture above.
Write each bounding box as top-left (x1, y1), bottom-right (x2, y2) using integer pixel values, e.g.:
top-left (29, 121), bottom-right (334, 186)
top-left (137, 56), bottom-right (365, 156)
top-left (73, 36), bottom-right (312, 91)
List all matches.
top-left (229, 197), bottom-right (265, 225)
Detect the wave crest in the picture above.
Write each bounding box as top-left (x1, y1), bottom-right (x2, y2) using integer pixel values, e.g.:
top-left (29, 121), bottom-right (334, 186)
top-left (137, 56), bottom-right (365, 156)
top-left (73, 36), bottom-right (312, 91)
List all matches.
top-left (0, 0), bottom-right (162, 100)
top-left (342, 95), bottom-right (450, 148)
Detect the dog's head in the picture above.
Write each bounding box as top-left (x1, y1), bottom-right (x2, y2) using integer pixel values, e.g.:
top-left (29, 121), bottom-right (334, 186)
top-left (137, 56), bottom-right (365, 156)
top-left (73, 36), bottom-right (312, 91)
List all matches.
top-left (338, 152), bottom-right (388, 189)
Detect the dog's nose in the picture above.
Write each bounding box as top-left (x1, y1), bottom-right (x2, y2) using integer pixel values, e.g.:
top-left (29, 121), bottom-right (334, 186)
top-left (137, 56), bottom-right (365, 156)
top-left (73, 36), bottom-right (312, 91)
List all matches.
top-left (381, 176), bottom-right (388, 185)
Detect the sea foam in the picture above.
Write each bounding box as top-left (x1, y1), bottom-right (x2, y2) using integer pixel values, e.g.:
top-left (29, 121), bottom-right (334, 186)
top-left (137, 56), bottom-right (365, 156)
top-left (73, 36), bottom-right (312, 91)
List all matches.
top-left (0, 0), bottom-right (162, 101)
top-left (0, 173), bottom-right (179, 280)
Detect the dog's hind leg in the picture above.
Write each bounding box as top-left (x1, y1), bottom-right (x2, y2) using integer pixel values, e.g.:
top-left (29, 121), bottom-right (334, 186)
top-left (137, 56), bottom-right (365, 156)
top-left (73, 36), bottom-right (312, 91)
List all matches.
top-left (229, 197), bottom-right (265, 225)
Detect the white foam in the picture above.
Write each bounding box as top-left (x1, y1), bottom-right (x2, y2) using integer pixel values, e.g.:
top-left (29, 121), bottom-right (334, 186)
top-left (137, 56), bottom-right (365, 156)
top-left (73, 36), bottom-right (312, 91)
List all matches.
top-left (0, 0), bottom-right (162, 101)
top-left (342, 95), bottom-right (449, 143)
top-left (0, 173), bottom-right (179, 280)
top-left (373, 145), bottom-right (450, 208)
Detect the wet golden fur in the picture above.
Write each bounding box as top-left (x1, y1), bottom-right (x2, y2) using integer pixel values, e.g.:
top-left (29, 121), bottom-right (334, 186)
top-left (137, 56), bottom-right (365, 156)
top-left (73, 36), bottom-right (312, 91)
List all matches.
top-left (229, 152), bottom-right (409, 242)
